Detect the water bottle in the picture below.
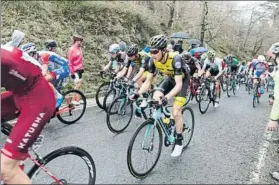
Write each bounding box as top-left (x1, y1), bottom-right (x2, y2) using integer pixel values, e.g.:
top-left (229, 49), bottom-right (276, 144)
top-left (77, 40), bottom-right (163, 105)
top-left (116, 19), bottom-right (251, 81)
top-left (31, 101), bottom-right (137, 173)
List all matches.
top-left (169, 118), bottom-right (175, 136)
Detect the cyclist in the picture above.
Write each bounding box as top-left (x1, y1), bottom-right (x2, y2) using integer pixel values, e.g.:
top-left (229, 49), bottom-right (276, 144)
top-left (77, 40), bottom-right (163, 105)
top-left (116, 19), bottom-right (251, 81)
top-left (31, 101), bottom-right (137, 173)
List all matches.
top-left (199, 50), bottom-right (223, 107)
top-left (128, 44), bottom-right (152, 90)
top-left (249, 55), bottom-right (268, 94)
top-left (20, 42), bottom-right (65, 108)
top-left (1, 45), bottom-right (56, 184)
top-left (181, 51), bottom-right (201, 77)
top-left (237, 61), bottom-right (247, 83)
top-left (68, 34), bottom-right (84, 105)
top-left (130, 34), bottom-right (190, 157)
top-left (224, 54), bottom-right (241, 89)
top-left (103, 43), bottom-right (128, 73)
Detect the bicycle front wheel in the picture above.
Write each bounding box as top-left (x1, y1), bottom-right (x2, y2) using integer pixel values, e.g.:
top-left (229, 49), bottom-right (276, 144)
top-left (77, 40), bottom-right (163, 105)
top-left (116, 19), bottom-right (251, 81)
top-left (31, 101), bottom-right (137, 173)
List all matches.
top-left (28, 146), bottom-right (96, 184)
top-left (57, 89), bottom-right (87, 124)
top-left (106, 96), bottom-right (133, 134)
top-left (103, 88), bottom-right (117, 112)
top-left (127, 119), bottom-right (163, 178)
top-left (96, 82), bottom-right (110, 110)
top-left (198, 86), bottom-right (210, 114)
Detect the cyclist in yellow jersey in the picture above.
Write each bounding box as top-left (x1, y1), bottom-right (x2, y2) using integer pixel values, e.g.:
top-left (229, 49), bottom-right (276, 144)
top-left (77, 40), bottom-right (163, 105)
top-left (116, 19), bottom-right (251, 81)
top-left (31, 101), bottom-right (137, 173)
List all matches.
top-left (130, 34), bottom-right (190, 157)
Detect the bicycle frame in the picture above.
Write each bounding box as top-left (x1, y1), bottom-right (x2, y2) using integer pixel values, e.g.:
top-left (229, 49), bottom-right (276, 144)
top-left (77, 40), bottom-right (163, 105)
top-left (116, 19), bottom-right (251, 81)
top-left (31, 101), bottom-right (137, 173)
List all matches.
top-left (143, 105), bottom-right (175, 148)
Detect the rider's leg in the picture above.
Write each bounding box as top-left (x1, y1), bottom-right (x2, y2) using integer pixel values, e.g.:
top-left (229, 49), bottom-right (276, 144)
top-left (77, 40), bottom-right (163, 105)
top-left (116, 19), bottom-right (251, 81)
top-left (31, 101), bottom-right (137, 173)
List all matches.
top-left (1, 76), bottom-right (55, 184)
top-left (171, 75), bottom-right (189, 157)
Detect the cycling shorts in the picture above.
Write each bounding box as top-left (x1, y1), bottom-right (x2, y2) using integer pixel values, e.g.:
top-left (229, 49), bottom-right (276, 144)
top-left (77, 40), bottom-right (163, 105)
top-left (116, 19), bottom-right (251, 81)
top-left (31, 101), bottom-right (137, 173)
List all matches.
top-left (1, 76), bottom-right (56, 160)
top-left (253, 70), bottom-right (265, 78)
top-left (205, 64), bottom-right (219, 77)
top-left (156, 75), bottom-right (190, 107)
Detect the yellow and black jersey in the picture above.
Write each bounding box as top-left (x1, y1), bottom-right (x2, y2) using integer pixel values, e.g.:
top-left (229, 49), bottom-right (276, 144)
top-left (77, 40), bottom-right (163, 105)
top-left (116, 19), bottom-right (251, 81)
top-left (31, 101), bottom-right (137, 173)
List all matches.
top-left (148, 52), bottom-right (188, 78)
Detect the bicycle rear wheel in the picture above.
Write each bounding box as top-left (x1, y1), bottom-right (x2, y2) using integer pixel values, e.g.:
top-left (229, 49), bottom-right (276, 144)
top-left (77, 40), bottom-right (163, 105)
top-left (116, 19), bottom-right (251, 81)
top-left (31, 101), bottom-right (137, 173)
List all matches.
top-left (127, 119), bottom-right (163, 178)
top-left (181, 106), bottom-right (195, 150)
top-left (57, 89), bottom-right (87, 125)
top-left (28, 147), bottom-right (96, 184)
top-left (106, 96), bottom-right (133, 134)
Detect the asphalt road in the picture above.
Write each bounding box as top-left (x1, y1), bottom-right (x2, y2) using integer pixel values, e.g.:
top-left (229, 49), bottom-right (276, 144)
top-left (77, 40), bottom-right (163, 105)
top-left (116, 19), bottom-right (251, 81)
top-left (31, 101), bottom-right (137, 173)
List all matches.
top-left (1, 85), bottom-right (278, 184)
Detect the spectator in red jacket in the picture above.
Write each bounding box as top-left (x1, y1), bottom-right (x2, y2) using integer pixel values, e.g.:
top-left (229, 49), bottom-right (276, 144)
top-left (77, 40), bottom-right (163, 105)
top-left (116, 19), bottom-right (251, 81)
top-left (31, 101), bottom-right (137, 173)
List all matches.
top-left (67, 33), bottom-right (84, 105)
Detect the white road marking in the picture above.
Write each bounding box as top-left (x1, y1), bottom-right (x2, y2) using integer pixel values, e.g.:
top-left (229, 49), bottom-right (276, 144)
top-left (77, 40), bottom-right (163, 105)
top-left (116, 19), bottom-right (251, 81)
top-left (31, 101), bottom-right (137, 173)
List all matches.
top-left (248, 131), bottom-right (272, 184)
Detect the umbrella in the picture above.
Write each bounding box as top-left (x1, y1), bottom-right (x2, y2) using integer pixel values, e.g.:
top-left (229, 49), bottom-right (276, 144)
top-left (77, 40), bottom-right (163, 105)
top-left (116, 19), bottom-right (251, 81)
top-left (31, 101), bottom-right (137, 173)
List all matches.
top-left (170, 32), bottom-right (190, 39)
top-left (186, 39), bottom-right (202, 46)
top-left (191, 47), bottom-right (208, 53)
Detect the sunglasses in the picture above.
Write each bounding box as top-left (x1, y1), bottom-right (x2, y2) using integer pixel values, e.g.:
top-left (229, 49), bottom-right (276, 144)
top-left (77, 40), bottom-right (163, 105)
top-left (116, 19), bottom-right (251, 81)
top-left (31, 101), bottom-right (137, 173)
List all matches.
top-left (127, 53), bottom-right (135, 57)
top-left (150, 49), bottom-right (160, 55)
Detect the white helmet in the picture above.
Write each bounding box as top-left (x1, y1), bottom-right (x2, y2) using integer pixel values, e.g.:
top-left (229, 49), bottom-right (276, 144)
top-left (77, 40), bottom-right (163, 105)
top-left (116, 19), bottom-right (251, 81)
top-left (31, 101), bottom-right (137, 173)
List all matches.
top-left (257, 55), bottom-right (266, 62)
top-left (20, 43), bottom-right (37, 54)
top-left (109, 44), bottom-right (120, 54)
top-left (269, 42), bottom-right (279, 54)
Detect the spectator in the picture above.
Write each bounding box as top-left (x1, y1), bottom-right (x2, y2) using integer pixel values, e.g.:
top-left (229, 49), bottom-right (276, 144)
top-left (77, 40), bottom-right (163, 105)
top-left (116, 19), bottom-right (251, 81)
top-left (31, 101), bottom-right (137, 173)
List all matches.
top-left (265, 42), bottom-right (279, 181)
top-left (173, 39), bottom-right (184, 54)
top-left (67, 33), bottom-right (84, 105)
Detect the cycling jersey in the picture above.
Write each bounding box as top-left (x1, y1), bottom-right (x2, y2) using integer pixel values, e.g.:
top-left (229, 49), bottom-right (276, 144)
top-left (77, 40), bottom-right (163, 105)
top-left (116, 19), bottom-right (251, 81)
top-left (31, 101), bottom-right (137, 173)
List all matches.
top-left (1, 45), bottom-right (56, 160)
top-left (148, 52), bottom-right (190, 107)
top-left (38, 51), bottom-right (70, 81)
top-left (203, 57), bottom-right (223, 77)
top-left (183, 57), bottom-right (200, 76)
top-left (250, 59), bottom-right (268, 78)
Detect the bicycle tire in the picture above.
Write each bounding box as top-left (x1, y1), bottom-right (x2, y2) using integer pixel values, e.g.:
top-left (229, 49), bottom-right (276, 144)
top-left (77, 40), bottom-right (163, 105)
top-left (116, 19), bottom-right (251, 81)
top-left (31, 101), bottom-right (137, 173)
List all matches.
top-left (198, 86), bottom-right (210, 114)
top-left (27, 146), bottom-right (96, 184)
top-left (103, 88), bottom-right (117, 112)
top-left (253, 87), bottom-right (259, 108)
top-left (226, 79), bottom-right (231, 98)
top-left (96, 82), bottom-right (110, 110)
top-left (57, 89), bottom-right (87, 125)
top-left (127, 119), bottom-right (163, 178)
top-left (181, 106), bottom-right (195, 150)
top-left (106, 96), bottom-right (133, 134)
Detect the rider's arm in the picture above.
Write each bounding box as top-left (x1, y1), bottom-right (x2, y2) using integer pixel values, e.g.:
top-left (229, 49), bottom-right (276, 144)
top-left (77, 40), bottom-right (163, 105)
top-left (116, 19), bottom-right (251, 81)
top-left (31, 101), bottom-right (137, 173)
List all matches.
top-left (194, 58), bottom-right (201, 72)
top-left (103, 60), bottom-right (112, 71)
top-left (165, 55), bottom-right (184, 100)
top-left (132, 56), bottom-right (150, 82)
top-left (215, 59), bottom-right (223, 79)
top-left (40, 53), bottom-right (50, 76)
top-left (126, 65), bottom-right (133, 79)
top-left (116, 56), bottom-right (130, 79)
top-left (237, 65), bottom-right (242, 75)
top-left (138, 58), bottom-right (155, 95)
top-left (200, 59), bottom-right (208, 75)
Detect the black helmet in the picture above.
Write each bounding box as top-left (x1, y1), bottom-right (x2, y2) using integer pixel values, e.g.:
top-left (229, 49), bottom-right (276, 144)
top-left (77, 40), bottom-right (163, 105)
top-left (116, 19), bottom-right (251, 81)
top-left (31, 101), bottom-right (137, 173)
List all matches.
top-left (44, 39), bottom-right (57, 48)
top-left (149, 34), bottom-right (168, 49)
top-left (181, 51), bottom-right (192, 60)
top-left (127, 44), bottom-right (138, 56)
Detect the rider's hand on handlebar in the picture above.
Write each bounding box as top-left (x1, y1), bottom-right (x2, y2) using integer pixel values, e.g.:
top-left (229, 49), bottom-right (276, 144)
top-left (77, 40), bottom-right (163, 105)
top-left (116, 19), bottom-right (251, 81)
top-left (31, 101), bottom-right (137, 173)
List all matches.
top-left (160, 96), bottom-right (168, 106)
top-left (129, 92), bottom-right (139, 101)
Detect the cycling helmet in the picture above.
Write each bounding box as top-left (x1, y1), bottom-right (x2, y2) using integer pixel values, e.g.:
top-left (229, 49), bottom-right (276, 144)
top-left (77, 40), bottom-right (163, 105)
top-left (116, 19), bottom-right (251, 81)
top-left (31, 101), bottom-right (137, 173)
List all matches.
top-left (257, 55), bottom-right (266, 62)
top-left (181, 51), bottom-right (192, 60)
top-left (118, 41), bottom-right (127, 52)
top-left (20, 43), bottom-right (37, 54)
top-left (44, 39), bottom-right (57, 48)
top-left (269, 42), bottom-right (279, 54)
top-left (207, 50), bottom-right (216, 58)
top-left (127, 44), bottom-right (138, 56)
top-left (149, 34), bottom-right (168, 49)
top-left (109, 44), bottom-right (120, 54)
top-left (73, 33), bottom-right (83, 41)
